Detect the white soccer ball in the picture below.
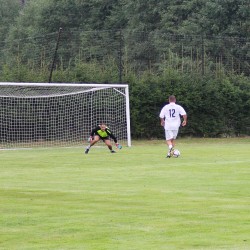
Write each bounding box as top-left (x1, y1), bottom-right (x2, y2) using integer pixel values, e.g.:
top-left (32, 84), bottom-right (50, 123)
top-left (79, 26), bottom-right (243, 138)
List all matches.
top-left (173, 149), bottom-right (181, 157)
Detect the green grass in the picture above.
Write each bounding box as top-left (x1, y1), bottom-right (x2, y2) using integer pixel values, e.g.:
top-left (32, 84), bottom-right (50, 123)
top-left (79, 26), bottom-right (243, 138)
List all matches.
top-left (1, 138), bottom-right (250, 250)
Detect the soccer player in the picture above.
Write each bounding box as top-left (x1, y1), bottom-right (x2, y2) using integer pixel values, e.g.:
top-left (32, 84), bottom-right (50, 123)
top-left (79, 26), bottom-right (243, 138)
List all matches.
top-left (85, 123), bottom-right (121, 154)
top-left (159, 95), bottom-right (187, 158)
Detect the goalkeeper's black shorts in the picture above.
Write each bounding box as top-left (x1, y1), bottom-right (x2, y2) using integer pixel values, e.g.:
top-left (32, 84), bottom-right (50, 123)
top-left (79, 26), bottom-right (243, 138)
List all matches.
top-left (99, 136), bottom-right (110, 142)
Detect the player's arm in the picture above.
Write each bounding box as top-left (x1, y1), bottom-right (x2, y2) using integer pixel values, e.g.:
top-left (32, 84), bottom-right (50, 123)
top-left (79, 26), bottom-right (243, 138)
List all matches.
top-left (91, 125), bottom-right (101, 136)
top-left (181, 114), bottom-right (187, 126)
top-left (160, 117), bottom-right (165, 127)
top-left (159, 108), bottom-right (165, 127)
top-left (89, 126), bottom-right (100, 141)
top-left (106, 128), bottom-right (122, 149)
top-left (106, 128), bottom-right (117, 143)
top-left (179, 106), bottom-right (187, 127)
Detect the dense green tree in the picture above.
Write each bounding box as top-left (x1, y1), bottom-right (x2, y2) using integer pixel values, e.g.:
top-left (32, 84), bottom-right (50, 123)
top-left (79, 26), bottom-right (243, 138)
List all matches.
top-left (5, 0), bottom-right (50, 40)
top-left (3, 0), bottom-right (55, 71)
top-left (3, 0), bottom-right (250, 40)
top-left (38, 0), bottom-right (91, 32)
top-left (37, 0), bottom-right (123, 32)
top-left (103, 0), bottom-right (128, 30)
top-left (0, 0), bottom-right (20, 45)
top-left (198, 0), bottom-right (249, 37)
top-left (160, 0), bottom-right (206, 34)
top-left (124, 0), bottom-right (168, 31)
top-left (160, 0), bottom-right (250, 38)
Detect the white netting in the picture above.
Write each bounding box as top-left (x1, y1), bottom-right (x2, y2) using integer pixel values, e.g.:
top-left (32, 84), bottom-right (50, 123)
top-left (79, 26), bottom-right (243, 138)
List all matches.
top-left (0, 83), bottom-right (131, 148)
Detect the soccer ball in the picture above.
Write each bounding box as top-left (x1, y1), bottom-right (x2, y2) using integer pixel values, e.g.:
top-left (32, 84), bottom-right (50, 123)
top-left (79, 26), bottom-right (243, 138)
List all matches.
top-left (173, 149), bottom-right (181, 157)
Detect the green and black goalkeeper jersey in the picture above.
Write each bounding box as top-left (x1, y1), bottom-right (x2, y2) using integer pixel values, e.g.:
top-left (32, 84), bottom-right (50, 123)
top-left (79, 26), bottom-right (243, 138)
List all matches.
top-left (90, 125), bottom-right (117, 143)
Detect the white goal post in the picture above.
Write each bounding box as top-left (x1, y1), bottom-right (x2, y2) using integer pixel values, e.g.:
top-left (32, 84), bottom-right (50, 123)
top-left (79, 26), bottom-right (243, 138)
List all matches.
top-left (0, 82), bottom-right (131, 148)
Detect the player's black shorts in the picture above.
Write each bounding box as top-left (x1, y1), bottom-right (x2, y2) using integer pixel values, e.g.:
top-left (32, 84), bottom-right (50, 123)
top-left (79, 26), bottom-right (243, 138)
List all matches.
top-left (99, 136), bottom-right (110, 142)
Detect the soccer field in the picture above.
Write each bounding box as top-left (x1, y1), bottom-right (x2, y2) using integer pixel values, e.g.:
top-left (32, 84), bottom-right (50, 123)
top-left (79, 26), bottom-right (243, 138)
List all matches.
top-left (1, 138), bottom-right (250, 250)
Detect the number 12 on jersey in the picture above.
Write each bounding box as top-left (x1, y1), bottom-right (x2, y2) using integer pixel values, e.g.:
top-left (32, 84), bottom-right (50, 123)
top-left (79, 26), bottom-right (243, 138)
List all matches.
top-left (169, 109), bottom-right (176, 117)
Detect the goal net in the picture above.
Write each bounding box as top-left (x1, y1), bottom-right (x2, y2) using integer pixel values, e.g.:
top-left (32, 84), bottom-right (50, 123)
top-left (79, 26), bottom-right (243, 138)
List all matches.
top-left (0, 83), bottom-right (131, 149)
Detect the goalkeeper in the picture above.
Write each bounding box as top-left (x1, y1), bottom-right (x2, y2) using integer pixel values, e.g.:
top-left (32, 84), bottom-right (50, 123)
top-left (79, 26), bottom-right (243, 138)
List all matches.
top-left (85, 123), bottom-right (122, 154)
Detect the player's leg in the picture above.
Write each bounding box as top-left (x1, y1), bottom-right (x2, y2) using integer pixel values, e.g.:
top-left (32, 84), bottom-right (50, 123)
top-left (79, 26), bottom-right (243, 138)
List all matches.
top-left (104, 139), bottom-right (116, 153)
top-left (167, 130), bottom-right (178, 157)
top-left (165, 130), bottom-right (176, 158)
top-left (165, 130), bottom-right (173, 157)
top-left (168, 138), bottom-right (176, 156)
top-left (171, 130), bottom-right (179, 149)
top-left (166, 141), bottom-right (174, 158)
top-left (85, 135), bottom-right (100, 154)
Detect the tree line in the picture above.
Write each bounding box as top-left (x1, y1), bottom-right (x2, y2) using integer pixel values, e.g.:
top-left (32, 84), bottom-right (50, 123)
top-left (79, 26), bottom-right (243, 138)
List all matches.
top-left (0, 0), bottom-right (249, 138)
top-left (1, 0), bottom-right (249, 43)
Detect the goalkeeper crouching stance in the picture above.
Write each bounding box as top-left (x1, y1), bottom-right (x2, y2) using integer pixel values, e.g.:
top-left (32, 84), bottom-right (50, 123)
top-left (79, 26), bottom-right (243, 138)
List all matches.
top-left (85, 123), bottom-right (122, 154)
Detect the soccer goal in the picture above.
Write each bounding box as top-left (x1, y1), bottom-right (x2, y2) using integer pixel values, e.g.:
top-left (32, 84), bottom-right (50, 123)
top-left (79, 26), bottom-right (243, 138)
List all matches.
top-left (0, 82), bottom-right (131, 148)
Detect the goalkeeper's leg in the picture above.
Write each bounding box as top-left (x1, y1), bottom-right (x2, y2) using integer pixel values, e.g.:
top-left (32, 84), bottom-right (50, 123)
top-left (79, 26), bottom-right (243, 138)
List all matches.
top-left (85, 136), bottom-right (99, 154)
top-left (104, 139), bottom-right (116, 153)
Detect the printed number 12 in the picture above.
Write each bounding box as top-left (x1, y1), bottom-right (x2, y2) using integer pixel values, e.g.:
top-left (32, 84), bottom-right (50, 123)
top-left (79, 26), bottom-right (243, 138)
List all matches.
top-left (169, 109), bottom-right (175, 117)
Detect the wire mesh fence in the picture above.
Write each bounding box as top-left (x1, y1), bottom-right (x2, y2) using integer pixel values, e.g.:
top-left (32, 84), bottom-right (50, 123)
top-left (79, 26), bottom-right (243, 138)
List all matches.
top-left (0, 29), bottom-right (249, 82)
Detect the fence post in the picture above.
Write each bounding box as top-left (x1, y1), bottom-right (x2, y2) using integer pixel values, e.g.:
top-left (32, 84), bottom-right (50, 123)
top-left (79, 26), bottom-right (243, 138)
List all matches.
top-left (201, 36), bottom-right (205, 75)
top-left (118, 30), bottom-right (123, 83)
top-left (48, 27), bottom-right (63, 83)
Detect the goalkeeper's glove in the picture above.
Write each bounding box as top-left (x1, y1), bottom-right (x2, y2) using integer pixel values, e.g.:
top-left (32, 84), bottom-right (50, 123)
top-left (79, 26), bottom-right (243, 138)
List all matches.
top-left (88, 136), bottom-right (93, 142)
top-left (116, 143), bottom-right (122, 149)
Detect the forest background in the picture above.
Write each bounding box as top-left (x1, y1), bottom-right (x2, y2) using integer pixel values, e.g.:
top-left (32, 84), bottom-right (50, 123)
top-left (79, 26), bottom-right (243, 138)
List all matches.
top-left (0, 0), bottom-right (249, 138)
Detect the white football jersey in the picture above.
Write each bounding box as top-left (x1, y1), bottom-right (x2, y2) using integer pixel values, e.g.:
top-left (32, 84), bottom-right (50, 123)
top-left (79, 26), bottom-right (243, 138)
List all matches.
top-left (159, 102), bottom-right (186, 130)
